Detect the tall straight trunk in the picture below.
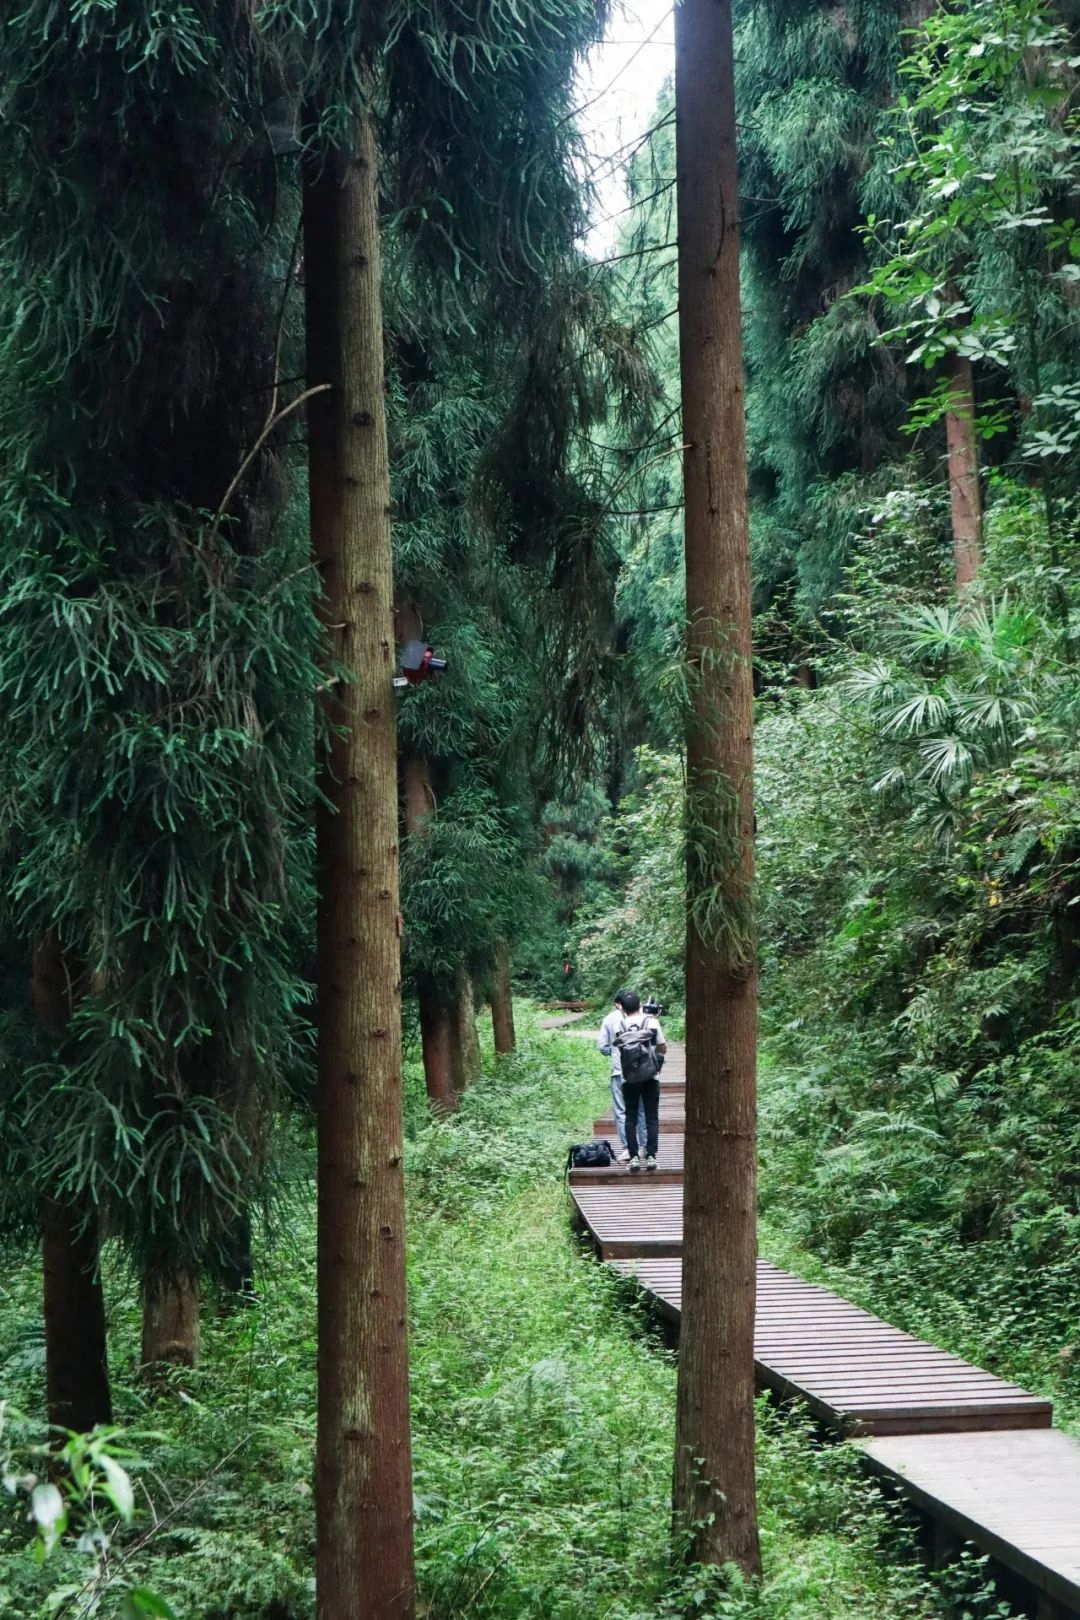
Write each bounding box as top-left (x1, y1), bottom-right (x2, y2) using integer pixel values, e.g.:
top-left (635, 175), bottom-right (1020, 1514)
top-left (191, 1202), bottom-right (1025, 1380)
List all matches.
top-left (402, 752), bottom-right (432, 836)
top-left (141, 1271), bottom-right (200, 1367)
top-left (944, 349), bottom-right (983, 590)
top-left (451, 971), bottom-right (480, 1092)
top-left (490, 941), bottom-right (516, 1055)
top-left (415, 974), bottom-right (477, 1106)
top-left (41, 1199), bottom-right (112, 1433)
top-left (402, 752), bottom-right (457, 1111)
top-left (418, 991), bottom-right (457, 1111)
top-left (219, 1208), bottom-right (255, 1299)
top-left (34, 937), bottom-right (112, 1434)
top-left (672, 0), bottom-right (761, 1577)
top-left (305, 111), bottom-right (415, 1620)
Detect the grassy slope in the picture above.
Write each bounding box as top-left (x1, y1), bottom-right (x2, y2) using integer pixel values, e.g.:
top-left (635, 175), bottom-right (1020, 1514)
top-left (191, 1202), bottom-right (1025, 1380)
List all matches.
top-left (756, 1044), bottom-right (1080, 1434)
top-left (1, 1009), bottom-right (951, 1620)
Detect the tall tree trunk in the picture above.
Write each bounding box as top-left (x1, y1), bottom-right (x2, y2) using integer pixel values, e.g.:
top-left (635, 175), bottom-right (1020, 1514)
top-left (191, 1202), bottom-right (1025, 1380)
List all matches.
top-left (403, 752), bottom-right (458, 1111)
top-left (402, 752), bottom-right (432, 836)
top-left (304, 108), bottom-right (415, 1620)
top-left (402, 754), bottom-right (479, 1100)
top-left (414, 973), bottom-right (478, 1108)
top-left (418, 988), bottom-right (457, 1111)
top-left (944, 349), bottom-right (983, 591)
top-left (490, 941), bottom-right (516, 1055)
top-left (672, 0), bottom-right (761, 1578)
top-left (34, 937), bottom-right (112, 1434)
top-left (451, 971), bottom-right (480, 1092)
top-left (41, 1199), bottom-right (112, 1433)
top-left (141, 1271), bottom-right (200, 1368)
top-left (219, 1208), bottom-right (255, 1299)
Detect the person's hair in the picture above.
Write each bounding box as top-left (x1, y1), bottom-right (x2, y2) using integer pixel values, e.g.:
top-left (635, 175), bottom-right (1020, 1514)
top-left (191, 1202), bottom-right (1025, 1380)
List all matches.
top-left (614, 989), bottom-right (641, 1014)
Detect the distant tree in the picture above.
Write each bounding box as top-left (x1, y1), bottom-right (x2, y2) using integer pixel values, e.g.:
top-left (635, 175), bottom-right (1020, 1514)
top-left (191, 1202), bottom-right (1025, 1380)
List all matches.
top-left (860, 0), bottom-right (1080, 593)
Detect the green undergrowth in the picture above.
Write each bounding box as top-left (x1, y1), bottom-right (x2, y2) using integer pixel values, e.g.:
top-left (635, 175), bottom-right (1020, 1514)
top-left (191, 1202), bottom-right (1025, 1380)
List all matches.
top-left (758, 1044), bottom-right (1080, 1434)
top-left (3, 1009), bottom-right (959, 1620)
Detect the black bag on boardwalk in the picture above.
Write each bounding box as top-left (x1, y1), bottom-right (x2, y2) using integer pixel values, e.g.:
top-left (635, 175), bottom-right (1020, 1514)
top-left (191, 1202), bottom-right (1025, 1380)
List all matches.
top-left (566, 1140), bottom-right (616, 1171)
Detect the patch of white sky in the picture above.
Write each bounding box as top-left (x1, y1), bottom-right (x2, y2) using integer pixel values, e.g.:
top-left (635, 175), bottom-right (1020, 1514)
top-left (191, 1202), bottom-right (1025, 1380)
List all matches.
top-left (574, 0), bottom-right (675, 260)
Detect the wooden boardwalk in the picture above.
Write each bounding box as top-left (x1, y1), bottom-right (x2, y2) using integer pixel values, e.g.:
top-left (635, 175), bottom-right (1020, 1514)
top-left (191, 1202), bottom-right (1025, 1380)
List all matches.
top-left (862, 1430), bottom-right (1080, 1612)
top-left (563, 1033), bottom-right (1079, 1615)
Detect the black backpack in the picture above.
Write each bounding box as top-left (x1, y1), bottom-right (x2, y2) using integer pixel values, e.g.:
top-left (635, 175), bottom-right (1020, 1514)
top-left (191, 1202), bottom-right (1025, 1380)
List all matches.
top-left (566, 1140), bottom-right (616, 1171)
top-left (616, 1016), bottom-right (661, 1082)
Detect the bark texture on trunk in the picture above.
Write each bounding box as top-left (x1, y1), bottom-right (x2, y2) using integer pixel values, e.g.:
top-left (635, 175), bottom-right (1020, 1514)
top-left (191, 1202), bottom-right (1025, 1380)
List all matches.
top-left (305, 111), bottom-right (415, 1620)
top-left (34, 937), bottom-right (112, 1435)
top-left (415, 974), bottom-right (479, 1108)
top-left (418, 991), bottom-right (457, 1111)
top-left (672, 0), bottom-right (761, 1577)
top-left (944, 349), bottom-right (983, 590)
top-left (452, 972), bottom-right (480, 1092)
top-left (403, 752), bottom-right (433, 835)
top-left (141, 1271), bottom-right (200, 1368)
top-left (403, 752), bottom-right (457, 1111)
top-left (414, 977), bottom-right (477, 1108)
top-left (490, 941), bottom-right (516, 1055)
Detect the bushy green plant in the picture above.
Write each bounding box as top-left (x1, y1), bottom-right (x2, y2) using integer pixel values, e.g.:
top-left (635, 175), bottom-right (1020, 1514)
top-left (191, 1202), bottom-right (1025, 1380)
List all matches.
top-left (2, 1018), bottom-right (963, 1620)
top-left (575, 750), bottom-right (683, 1006)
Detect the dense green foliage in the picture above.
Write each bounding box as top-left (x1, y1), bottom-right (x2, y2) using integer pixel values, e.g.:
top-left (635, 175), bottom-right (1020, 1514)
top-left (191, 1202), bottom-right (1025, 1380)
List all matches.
top-left (580, 473), bottom-right (1080, 1389)
top-left (572, 0), bottom-right (1080, 1450)
top-left (2, 1018), bottom-right (988, 1620)
top-left (5, 0), bottom-right (1080, 1610)
top-left (0, 0), bottom-right (316, 1277)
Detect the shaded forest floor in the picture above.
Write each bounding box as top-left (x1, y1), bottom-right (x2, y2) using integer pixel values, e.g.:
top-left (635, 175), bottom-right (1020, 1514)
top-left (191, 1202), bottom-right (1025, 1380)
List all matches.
top-left (2, 1010), bottom-right (1004, 1620)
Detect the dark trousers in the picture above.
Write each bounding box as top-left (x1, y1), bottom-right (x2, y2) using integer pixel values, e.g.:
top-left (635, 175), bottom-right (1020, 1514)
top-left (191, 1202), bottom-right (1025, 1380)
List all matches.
top-left (623, 1075), bottom-right (660, 1158)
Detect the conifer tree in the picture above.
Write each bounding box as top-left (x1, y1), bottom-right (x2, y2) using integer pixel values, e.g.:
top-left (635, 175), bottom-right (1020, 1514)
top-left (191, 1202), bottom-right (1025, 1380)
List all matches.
top-left (284, 0), bottom-right (629, 1607)
top-left (673, 0), bottom-right (761, 1576)
top-left (303, 92), bottom-right (413, 1615)
top-left (0, 2), bottom-right (318, 1389)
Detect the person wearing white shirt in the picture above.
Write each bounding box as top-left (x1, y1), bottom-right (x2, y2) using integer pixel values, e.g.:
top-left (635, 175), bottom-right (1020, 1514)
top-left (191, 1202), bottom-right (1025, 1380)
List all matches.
top-left (597, 989), bottom-right (666, 1170)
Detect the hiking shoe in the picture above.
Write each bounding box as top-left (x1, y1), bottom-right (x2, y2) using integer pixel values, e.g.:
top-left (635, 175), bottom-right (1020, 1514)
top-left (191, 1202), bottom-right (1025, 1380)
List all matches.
top-left (628, 1156), bottom-right (642, 1173)
top-left (646, 1155), bottom-right (658, 1172)
top-left (617, 1148), bottom-right (631, 1164)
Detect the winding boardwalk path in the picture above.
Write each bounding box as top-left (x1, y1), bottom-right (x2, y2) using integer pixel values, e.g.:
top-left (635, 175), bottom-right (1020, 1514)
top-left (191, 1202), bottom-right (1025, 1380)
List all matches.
top-left (563, 1033), bottom-right (1080, 1617)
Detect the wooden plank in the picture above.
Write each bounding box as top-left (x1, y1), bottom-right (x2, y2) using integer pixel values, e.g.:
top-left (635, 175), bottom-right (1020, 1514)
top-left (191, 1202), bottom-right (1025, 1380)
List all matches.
top-left (569, 1164), bottom-right (683, 1185)
top-left (861, 1431), bottom-right (1080, 1608)
top-left (571, 1154), bottom-right (1055, 1447)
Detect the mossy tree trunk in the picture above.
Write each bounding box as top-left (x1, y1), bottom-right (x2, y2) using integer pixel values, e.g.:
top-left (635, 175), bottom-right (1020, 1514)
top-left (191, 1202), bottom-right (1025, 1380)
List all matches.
top-left (401, 752), bottom-right (480, 1106)
top-left (490, 941), bottom-right (516, 1055)
top-left (305, 107), bottom-right (415, 1620)
top-left (141, 1272), bottom-right (200, 1368)
top-left (34, 937), bottom-right (112, 1435)
top-left (451, 970), bottom-right (481, 1092)
top-left (944, 349), bottom-right (983, 590)
top-left (672, 0), bottom-right (761, 1577)
top-left (403, 752), bottom-right (458, 1111)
